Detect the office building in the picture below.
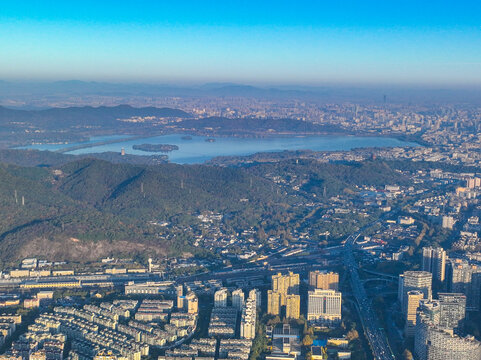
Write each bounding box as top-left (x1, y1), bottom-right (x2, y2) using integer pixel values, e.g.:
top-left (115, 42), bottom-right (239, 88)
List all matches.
top-left (404, 290), bottom-right (424, 337)
top-left (398, 271), bottom-right (432, 308)
top-left (422, 247), bottom-right (446, 282)
top-left (232, 289), bottom-right (245, 311)
top-left (214, 288), bottom-right (228, 308)
top-left (307, 289), bottom-right (342, 326)
top-left (308, 271), bottom-right (339, 291)
top-left (285, 295), bottom-right (300, 319)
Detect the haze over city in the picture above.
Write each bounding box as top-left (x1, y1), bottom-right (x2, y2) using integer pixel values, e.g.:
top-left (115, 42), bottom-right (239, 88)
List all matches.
top-left (1, 2), bottom-right (481, 360)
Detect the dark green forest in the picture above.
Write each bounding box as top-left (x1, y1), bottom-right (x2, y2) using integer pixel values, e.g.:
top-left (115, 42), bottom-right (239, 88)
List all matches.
top-left (0, 150), bottom-right (433, 265)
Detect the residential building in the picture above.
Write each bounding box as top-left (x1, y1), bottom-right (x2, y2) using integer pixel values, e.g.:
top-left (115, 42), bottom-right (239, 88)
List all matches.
top-left (214, 288), bottom-right (228, 308)
top-left (415, 303), bottom-right (481, 360)
top-left (285, 295), bottom-right (300, 320)
top-left (308, 271), bottom-right (339, 291)
top-left (398, 271), bottom-right (432, 308)
top-left (232, 289), bottom-right (245, 311)
top-left (448, 258), bottom-right (481, 311)
top-left (404, 290), bottom-right (424, 337)
top-left (267, 291), bottom-right (281, 316)
top-left (422, 247), bottom-right (446, 282)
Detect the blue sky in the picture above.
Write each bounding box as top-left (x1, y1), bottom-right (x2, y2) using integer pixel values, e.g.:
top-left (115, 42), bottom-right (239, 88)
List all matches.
top-left (1, 1), bottom-right (480, 85)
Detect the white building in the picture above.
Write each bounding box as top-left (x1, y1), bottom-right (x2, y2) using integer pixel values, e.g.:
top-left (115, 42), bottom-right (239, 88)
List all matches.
top-left (307, 289), bottom-right (341, 325)
top-left (232, 289), bottom-right (245, 311)
top-left (214, 288), bottom-right (228, 308)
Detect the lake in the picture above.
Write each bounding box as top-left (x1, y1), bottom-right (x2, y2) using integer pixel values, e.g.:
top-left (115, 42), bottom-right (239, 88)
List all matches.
top-left (19, 134), bottom-right (418, 164)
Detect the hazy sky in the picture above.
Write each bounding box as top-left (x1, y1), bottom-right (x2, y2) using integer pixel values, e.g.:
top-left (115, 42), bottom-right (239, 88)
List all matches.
top-left (1, 1), bottom-right (481, 85)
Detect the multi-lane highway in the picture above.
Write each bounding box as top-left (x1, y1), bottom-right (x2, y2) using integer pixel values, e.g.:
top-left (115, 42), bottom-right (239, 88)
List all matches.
top-left (344, 232), bottom-right (396, 360)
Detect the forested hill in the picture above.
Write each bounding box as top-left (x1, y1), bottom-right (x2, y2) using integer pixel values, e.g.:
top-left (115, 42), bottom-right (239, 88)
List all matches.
top-left (0, 156), bottom-right (413, 264)
top-left (57, 158), bottom-right (284, 219)
top-left (177, 117), bottom-right (349, 136)
top-left (0, 158), bottom-right (289, 264)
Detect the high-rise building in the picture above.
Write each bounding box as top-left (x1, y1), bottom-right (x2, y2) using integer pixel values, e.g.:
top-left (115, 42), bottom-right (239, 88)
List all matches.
top-left (398, 271), bottom-right (432, 308)
top-left (438, 293), bottom-right (466, 332)
top-left (309, 271), bottom-right (339, 291)
top-left (269, 272), bottom-right (299, 317)
top-left (185, 291), bottom-right (198, 314)
top-left (442, 216), bottom-right (456, 230)
top-left (267, 290), bottom-right (281, 316)
top-left (176, 284), bottom-right (184, 310)
top-left (307, 289), bottom-right (342, 326)
top-left (404, 290), bottom-right (424, 337)
top-left (249, 288), bottom-right (261, 308)
top-left (272, 272), bottom-right (300, 305)
top-left (214, 288), bottom-right (228, 308)
top-left (448, 259), bottom-right (481, 311)
top-left (285, 294), bottom-right (300, 319)
top-left (422, 247), bottom-right (446, 282)
top-left (232, 289), bottom-right (245, 311)
top-left (240, 291), bottom-right (257, 339)
top-left (415, 302), bottom-right (481, 360)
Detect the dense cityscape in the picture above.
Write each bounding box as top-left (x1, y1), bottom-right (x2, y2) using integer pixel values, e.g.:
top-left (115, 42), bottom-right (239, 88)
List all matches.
top-left (2, 1), bottom-right (481, 360)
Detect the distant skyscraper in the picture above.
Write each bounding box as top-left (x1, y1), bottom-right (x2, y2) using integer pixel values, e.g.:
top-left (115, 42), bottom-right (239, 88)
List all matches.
top-left (307, 289), bottom-right (342, 326)
top-left (285, 294), bottom-right (300, 319)
top-left (232, 289), bottom-right (245, 311)
top-left (423, 247), bottom-right (446, 282)
top-left (309, 271), bottom-right (339, 291)
top-left (404, 290), bottom-right (424, 337)
top-left (398, 271), bottom-right (432, 308)
top-left (214, 288), bottom-right (228, 308)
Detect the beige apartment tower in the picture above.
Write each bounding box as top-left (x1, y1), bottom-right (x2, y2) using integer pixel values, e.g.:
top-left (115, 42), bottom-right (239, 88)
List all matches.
top-left (272, 272), bottom-right (300, 305)
top-left (404, 290), bottom-right (424, 337)
top-left (309, 271), bottom-right (339, 291)
top-left (285, 294), bottom-right (300, 319)
top-left (267, 290), bottom-right (281, 315)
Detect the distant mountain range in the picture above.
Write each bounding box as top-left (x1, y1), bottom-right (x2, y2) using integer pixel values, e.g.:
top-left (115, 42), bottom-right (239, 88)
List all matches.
top-left (2, 80), bottom-right (481, 104)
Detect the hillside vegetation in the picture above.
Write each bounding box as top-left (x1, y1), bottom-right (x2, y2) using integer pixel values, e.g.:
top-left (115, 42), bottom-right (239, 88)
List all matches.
top-left (0, 156), bottom-right (411, 264)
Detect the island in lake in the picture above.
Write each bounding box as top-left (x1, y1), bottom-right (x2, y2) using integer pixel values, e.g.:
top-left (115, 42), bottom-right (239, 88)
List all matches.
top-left (132, 143), bottom-right (179, 152)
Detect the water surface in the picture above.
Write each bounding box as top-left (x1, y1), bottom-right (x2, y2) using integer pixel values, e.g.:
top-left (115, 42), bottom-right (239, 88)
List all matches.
top-left (20, 134), bottom-right (417, 164)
